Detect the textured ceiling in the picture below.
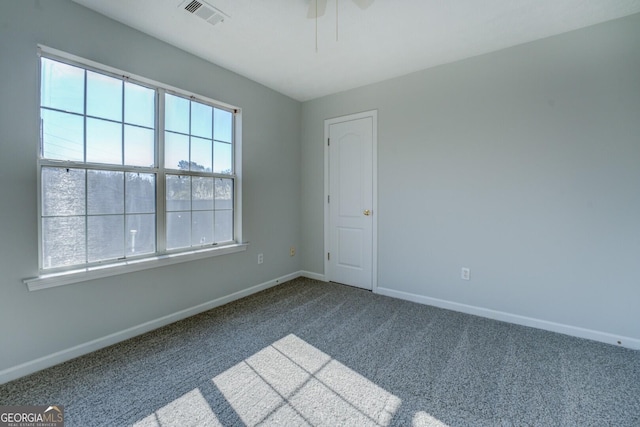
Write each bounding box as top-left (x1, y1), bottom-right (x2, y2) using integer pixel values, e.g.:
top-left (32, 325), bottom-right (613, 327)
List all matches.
top-left (72, 0), bottom-right (640, 101)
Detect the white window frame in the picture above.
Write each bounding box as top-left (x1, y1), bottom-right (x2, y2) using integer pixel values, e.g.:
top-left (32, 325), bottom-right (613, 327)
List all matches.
top-left (25, 45), bottom-right (245, 291)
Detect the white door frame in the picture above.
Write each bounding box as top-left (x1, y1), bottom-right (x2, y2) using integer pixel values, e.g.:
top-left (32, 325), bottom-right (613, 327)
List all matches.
top-left (324, 110), bottom-right (378, 292)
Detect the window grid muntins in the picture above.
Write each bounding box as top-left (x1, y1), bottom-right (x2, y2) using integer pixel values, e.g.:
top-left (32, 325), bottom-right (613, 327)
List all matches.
top-left (163, 93), bottom-right (234, 250)
top-left (39, 55), bottom-right (236, 272)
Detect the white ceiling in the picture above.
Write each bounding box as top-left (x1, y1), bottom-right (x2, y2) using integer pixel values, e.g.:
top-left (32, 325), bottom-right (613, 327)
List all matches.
top-left (72, 0), bottom-right (640, 102)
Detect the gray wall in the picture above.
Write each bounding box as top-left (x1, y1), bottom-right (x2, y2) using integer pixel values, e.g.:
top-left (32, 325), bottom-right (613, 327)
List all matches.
top-left (0, 0), bottom-right (301, 372)
top-left (301, 13), bottom-right (640, 341)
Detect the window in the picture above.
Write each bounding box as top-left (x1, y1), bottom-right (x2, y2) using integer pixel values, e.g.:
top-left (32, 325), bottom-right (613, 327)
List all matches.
top-left (37, 50), bottom-right (240, 277)
top-left (163, 94), bottom-right (234, 250)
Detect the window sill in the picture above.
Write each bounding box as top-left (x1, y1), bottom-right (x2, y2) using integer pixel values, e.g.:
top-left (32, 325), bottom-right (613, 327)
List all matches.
top-left (24, 243), bottom-right (248, 291)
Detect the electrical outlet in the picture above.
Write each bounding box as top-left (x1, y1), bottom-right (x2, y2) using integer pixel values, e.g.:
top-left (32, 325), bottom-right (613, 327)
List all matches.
top-left (258, 253), bottom-right (263, 264)
top-left (290, 246), bottom-right (296, 257)
top-left (461, 267), bottom-right (470, 280)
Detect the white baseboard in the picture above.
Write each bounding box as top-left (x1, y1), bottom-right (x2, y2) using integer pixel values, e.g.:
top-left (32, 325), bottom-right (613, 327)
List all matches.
top-left (376, 287), bottom-right (640, 351)
top-left (299, 270), bottom-right (326, 281)
top-left (6, 275), bottom-right (634, 385)
top-left (0, 272), bottom-right (302, 385)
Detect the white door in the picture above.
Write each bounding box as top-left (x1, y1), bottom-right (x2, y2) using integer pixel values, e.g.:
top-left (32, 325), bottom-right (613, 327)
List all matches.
top-left (326, 112), bottom-right (375, 290)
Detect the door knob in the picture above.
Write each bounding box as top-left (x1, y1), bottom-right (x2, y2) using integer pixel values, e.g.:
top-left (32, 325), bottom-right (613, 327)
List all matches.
top-left (363, 209), bottom-right (371, 216)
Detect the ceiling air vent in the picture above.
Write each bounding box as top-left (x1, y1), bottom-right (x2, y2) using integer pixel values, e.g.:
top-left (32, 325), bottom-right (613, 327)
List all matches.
top-left (180, 0), bottom-right (229, 26)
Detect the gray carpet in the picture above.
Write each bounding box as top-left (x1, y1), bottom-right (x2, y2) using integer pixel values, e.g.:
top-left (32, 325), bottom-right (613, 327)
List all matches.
top-left (1, 278), bottom-right (639, 426)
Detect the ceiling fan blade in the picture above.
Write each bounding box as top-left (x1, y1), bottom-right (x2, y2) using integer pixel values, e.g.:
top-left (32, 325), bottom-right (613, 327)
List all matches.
top-left (351, 0), bottom-right (374, 10)
top-left (307, 0), bottom-right (328, 19)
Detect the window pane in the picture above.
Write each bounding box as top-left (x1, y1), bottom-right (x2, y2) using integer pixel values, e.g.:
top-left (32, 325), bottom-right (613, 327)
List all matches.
top-left (215, 210), bottom-right (233, 242)
top-left (192, 211), bottom-right (213, 246)
top-left (165, 93), bottom-right (189, 134)
top-left (215, 178), bottom-right (233, 210)
top-left (166, 212), bottom-right (191, 249)
top-left (191, 101), bottom-right (212, 139)
top-left (214, 108), bottom-right (232, 143)
top-left (125, 82), bottom-right (155, 128)
top-left (87, 118), bottom-right (122, 164)
top-left (87, 170), bottom-right (124, 215)
top-left (192, 177), bottom-right (214, 211)
top-left (213, 141), bottom-right (232, 174)
top-left (166, 175), bottom-right (191, 211)
top-left (126, 214), bottom-right (155, 255)
top-left (42, 167), bottom-right (85, 216)
top-left (41, 58), bottom-right (84, 114)
top-left (124, 125), bottom-right (154, 167)
top-left (191, 137), bottom-right (212, 172)
top-left (41, 109), bottom-right (84, 161)
top-left (165, 132), bottom-right (189, 170)
top-left (42, 216), bottom-right (86, 268)
top-left (126, 173), bottom-right (155, 214)
top-left (87, 71), bottom-right (122, 121)
top-left (88, 215), bottom-right (124, 262)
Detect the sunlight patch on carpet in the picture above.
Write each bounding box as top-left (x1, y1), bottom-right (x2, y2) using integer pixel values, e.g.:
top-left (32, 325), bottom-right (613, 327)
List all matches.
top-left (132, 388), bottom-right (222, 427)
top-left (413, 410), bottom-right (450, 426)
top-left (213, 334), bottom-right (402, 426)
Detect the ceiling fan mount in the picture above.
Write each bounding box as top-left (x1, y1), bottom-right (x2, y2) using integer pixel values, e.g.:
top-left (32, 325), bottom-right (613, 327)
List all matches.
top-left (307, 0), bottom-right (374, 19)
